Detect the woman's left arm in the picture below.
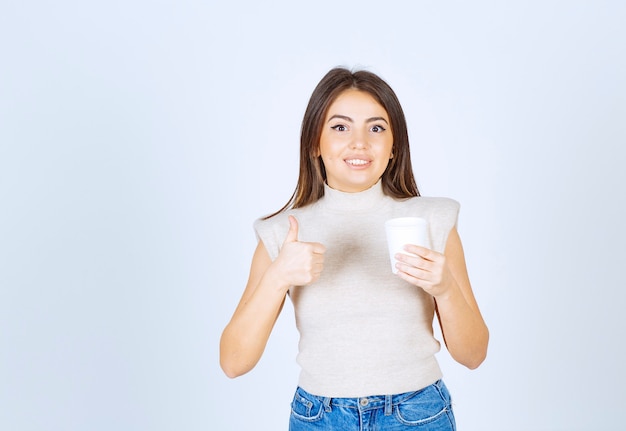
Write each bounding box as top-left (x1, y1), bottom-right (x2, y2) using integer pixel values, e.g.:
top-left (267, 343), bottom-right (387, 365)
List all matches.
top-left (395, 227), bottom-right (489, 369)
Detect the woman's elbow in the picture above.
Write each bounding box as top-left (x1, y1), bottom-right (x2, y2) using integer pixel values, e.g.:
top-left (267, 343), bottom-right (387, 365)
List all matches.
top-left (219, 344), bottom-right (257, 378)
top-left (453, 332), bottom-right (489, 370)
top-left (220, 361), bottom-right (245, 379)
top-left (220, 351), bottom-right (255, 378)
top-left (464, 351), bottom-right (487, 370)
top-left (465, 333), bottom-right (489, 370)
top-left (454, 347), bottom-right (487, 370)
top-left (220, 330), bottom-right (264, 378)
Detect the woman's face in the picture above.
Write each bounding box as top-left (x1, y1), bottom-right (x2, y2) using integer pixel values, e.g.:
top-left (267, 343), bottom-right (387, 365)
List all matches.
top-left (318, 89), bottom-right (394, 193)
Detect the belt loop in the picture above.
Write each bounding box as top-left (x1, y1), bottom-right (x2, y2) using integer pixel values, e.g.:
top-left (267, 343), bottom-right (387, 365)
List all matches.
top-left (323, 397), bottom-right (332, 412)
top-left (384, 394), bottom-right (392, 416)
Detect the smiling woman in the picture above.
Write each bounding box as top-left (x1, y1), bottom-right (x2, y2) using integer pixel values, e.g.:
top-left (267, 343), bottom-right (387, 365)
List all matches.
top-left (219, 67), bottom-right (489, 431)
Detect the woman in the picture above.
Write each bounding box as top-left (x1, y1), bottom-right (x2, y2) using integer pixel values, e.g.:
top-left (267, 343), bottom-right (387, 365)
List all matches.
top-left (220, 67), bottom-right (489, 430)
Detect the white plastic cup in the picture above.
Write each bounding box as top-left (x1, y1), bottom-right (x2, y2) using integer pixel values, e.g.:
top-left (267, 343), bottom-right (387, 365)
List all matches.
top-left (385, 217), bottom-right (430, 274)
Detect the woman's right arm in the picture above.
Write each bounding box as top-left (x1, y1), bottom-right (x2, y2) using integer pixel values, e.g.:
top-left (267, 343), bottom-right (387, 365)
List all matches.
top-left (219, 216), bottom-right (325, 378)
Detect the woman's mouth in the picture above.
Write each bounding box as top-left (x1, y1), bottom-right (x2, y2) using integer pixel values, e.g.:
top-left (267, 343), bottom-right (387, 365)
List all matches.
top-left (345, 159), bottom-right (371, 167)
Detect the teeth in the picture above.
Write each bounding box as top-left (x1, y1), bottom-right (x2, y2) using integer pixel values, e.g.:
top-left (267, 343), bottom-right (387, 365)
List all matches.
top-left (346, 159), bottom-right (369, 165)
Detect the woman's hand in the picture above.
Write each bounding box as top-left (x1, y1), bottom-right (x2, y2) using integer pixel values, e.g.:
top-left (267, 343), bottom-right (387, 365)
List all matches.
top-left (394, 245), bottom-right (453, 299)
top-left (273, 215), bottom-right (326, 288)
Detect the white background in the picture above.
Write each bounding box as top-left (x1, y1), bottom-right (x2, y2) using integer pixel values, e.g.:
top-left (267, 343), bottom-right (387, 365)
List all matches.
top-left (1, 1), bottom-right (625, 430)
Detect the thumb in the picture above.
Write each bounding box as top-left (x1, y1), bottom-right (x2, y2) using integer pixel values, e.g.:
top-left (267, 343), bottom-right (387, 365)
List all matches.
top-left (283, 215), bottom-right (299, 244)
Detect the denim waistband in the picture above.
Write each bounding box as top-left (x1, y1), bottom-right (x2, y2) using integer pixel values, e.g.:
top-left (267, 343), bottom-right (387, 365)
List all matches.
top-left (300, 379), bottom-right (443, 413)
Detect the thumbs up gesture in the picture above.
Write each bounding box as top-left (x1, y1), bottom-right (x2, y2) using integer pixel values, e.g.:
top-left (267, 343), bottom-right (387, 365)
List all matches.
top-left (274, 215), bottom-right (326, 287)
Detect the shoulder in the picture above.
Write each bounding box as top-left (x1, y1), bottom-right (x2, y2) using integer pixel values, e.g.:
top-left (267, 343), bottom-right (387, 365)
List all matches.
top-left (253, 211), bottom-right (291, 240)
top-left (397, 196), bottom-right (461, 252)
top-left (253, 213), bottom-right (287, 262)
top-left (398, 196), bottom-right (460, 214)
top-left (253, 208), bottom-right (309, 260)
top-left (423, 196), bottom-right (460, 213)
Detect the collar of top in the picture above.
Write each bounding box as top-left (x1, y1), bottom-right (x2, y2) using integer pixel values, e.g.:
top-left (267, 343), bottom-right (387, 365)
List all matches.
top-left (320, 179), bottom-right (386, 212)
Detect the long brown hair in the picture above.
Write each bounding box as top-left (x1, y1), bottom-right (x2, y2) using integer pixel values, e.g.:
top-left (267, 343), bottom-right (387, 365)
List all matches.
top-left (266, 67), bottom-right (419, 219)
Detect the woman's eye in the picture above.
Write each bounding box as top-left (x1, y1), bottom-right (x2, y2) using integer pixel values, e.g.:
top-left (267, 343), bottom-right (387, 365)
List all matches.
top-left (371, 125), bottom-right (386, 133)
top-left (331, 124), bottom-right (347, 132)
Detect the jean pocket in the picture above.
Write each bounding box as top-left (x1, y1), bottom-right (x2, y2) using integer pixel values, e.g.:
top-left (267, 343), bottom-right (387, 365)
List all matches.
top-left (394, 382), bottom-right (453, 427)
top-left (290, 387), bottom-right (325, 422)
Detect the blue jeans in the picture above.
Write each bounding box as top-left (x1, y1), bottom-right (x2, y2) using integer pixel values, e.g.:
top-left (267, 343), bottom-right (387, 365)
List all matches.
top-left (289, 380), bottom-right (456, 431)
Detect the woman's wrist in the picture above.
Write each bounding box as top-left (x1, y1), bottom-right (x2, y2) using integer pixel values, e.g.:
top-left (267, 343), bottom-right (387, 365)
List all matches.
top-left (261, 263), bottom-right (293, 296)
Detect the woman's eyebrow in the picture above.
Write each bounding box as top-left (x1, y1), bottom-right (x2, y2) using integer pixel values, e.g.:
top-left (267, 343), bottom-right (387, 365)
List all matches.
top-left (327, 114), bottom-right (353, 123)
top-left (327, 115), bottom-right (389, 124)
top-left (366, 116), bottom-right (389, 124)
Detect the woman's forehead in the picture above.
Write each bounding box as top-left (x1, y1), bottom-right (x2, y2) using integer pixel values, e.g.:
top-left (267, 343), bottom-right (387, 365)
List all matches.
top-left (325, 89), bottom-right (389, 120)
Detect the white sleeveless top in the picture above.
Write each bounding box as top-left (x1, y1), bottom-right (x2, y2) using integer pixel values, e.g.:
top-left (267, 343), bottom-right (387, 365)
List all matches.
top-left (254, 181), bottom-right (460, 397)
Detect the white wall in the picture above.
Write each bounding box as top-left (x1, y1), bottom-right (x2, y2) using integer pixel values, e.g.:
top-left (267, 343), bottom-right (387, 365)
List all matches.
top-left (1, 1), bottom-right (624, 430)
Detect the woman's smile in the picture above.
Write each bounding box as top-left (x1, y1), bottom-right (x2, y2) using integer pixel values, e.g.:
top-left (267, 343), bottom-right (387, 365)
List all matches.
top-left (345, 158), bottom-right (372, 168)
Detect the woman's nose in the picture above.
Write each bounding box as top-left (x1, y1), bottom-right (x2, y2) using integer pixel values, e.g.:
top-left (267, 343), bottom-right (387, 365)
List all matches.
top-left (351, 130), bottom-right (368, 149)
